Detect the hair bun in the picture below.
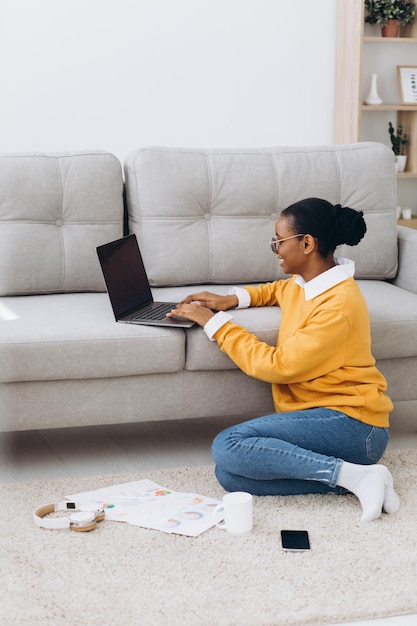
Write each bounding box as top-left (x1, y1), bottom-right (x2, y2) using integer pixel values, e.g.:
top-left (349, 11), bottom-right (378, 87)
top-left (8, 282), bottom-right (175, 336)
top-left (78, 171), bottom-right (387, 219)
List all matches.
top-left (331, 205), bottom-right (366, 247)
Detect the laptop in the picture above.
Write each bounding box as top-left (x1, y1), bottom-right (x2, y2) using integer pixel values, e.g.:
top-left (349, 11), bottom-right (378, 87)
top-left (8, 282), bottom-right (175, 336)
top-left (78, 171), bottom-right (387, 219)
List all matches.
top-left (96, 234), bottom-right (195, 328)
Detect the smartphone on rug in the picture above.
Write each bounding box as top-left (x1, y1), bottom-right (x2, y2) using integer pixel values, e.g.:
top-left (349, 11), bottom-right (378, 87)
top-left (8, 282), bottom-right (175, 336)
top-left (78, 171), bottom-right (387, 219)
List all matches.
top-left (280, 530), bottom-right (310, 551)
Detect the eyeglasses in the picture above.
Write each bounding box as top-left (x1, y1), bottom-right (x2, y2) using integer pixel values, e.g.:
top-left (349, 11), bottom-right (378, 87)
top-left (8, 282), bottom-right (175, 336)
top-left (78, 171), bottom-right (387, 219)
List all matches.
top-left (270, 234), bottom-right (306, 254)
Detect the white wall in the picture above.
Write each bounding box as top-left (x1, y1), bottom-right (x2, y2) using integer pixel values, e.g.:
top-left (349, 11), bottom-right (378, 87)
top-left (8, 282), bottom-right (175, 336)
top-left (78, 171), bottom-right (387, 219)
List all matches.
top-left (0, 0), bottom-right (337, 163)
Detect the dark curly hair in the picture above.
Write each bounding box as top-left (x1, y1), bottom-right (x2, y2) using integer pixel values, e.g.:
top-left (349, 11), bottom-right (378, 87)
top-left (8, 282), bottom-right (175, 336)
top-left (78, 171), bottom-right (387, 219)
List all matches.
top-left (280, 198), bottom-right (367, 259)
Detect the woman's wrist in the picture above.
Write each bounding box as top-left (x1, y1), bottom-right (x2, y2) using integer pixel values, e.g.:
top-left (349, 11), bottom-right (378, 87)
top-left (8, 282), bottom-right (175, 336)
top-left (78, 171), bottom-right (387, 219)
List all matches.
top-left (226, 294), bottom-right (239, 309)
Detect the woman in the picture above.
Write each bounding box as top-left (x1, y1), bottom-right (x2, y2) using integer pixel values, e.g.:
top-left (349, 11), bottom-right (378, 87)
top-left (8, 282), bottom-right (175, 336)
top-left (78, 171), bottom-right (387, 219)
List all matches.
top-left (167, 198), bottom-right (400, 523)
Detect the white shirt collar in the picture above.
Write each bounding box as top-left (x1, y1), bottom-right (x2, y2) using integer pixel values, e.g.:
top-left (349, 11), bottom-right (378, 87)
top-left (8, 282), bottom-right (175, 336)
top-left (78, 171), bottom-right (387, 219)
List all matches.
top-left (294, 257), bottom-right (355, 301)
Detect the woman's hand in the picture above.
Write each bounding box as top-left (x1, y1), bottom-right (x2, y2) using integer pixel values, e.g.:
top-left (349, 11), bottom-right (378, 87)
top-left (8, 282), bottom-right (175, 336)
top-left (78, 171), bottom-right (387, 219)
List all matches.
top-left (166, 301), bottom-right (216, 327)
top-left (166, 291), bottom-right (238, 328)
top-left (178, 291), bottom-right (238, 311)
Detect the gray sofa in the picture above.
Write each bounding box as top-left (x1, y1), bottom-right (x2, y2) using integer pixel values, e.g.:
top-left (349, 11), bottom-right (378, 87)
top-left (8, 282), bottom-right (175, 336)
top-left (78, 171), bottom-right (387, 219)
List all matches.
top-left (1, 143), bottom-right (416, 432)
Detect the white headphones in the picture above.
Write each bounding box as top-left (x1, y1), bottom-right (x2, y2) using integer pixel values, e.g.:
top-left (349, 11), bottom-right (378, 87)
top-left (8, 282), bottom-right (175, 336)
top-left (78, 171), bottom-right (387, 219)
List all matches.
top-left (33, 501), bottom-right (105, 532)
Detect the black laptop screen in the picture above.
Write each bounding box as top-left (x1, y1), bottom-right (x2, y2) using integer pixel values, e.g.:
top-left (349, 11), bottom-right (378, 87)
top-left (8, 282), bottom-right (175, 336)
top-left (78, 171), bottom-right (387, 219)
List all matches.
top-left (97, 235), bottom-right (153, 319)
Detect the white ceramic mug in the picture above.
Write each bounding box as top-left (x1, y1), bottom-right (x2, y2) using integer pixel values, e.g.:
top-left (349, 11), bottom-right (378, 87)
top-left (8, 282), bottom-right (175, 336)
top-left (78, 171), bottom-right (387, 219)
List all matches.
top-left (213, 491), bottom-right (253, 534)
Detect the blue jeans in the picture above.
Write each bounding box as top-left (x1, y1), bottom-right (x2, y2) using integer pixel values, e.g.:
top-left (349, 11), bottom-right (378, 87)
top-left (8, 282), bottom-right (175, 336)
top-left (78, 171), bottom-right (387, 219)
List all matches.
top-left (211, 408), bottom-right (390, 496)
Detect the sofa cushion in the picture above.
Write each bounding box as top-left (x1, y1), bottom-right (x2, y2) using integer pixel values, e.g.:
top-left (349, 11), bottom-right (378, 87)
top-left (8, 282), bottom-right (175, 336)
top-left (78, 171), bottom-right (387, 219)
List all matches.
top-left (0, 151), bottom-right (124, 296)
top-left (0, 293), bottom-right (185, 382)
top-left (124, 143), bottom-right (397, 287)
top-left (185, 307), bottom-right (281, 371)
top-left (358, 280), bottom-right (417, 360)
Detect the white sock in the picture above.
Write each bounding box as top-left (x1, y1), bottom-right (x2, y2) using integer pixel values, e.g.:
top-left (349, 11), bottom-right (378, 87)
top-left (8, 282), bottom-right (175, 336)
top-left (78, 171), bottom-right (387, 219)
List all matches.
top-left (336, 462), bottom-right (400, 523)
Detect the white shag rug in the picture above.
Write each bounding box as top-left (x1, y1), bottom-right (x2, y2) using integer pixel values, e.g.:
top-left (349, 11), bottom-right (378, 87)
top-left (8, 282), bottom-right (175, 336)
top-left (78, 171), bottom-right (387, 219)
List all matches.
top-left (2, 449), bottom-right (417, 626)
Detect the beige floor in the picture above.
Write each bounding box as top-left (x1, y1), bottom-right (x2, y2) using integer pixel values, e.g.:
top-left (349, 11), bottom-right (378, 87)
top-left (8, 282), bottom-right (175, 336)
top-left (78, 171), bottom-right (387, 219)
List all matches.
top-left (2, 406), bottom-right (416, 626)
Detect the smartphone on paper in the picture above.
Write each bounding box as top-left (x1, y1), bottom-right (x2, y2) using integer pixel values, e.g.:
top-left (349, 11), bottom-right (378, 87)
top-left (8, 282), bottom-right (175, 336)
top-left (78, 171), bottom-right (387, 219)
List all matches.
top-left (280, 530), bottom-right (310, 551)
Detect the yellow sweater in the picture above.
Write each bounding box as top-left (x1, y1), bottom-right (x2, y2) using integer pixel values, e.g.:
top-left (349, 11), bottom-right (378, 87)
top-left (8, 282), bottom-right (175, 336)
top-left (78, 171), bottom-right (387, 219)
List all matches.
top-left (213, 276), bottom-right (392, 427)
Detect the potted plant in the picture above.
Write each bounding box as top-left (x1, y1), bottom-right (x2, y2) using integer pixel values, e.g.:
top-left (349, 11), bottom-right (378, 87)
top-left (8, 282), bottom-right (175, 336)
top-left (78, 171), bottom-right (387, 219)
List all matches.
top-left (365, 0), bottom-right (416, 37)
top-left (389, 121), bottom-right (408, 171)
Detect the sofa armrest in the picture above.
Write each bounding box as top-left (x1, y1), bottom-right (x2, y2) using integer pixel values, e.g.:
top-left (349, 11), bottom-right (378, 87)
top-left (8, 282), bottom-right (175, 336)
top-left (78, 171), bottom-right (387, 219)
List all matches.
top-left (391, 225), bottom-right (417, 294)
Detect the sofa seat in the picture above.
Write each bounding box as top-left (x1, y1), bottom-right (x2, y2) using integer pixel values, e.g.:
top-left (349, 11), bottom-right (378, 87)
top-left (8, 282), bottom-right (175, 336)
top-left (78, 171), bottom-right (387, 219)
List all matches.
top-left (358, 281), bottom-right (417, 360)
top-left (152, 284), bottom-right (281, 371)
top-left (0, 293), bottom-right (185, 383)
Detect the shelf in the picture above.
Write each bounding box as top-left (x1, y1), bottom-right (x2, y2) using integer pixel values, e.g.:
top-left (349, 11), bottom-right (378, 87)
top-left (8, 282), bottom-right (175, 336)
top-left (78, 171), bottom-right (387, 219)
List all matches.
top-left (364, 36), bottom-right (417, 42)
top-left (397, 172), bottom-right (417, 179)
top-left (398, 218), bottom-right (417, 229)
top-left (362, 104), bottom-right (417, 111)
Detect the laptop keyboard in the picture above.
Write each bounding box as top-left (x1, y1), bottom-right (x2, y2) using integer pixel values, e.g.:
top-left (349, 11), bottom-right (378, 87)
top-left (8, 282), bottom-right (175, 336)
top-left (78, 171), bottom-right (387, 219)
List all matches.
top-left (132, 302), bottom-right (176, 321)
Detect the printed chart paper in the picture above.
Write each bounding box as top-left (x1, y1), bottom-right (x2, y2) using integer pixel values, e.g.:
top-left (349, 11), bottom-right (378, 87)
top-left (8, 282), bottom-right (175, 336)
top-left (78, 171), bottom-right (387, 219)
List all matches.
top-left (66, 479), bottom-right (222, 536)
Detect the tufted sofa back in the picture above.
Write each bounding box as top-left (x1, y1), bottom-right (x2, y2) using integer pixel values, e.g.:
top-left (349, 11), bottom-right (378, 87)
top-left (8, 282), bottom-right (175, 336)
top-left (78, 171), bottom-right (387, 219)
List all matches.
top-left (0, 144), bottom-right (398, 296)
top-left (0, 151), bottom-right (124, 296)
top-left (124, 143), bottom-right (398, 286)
